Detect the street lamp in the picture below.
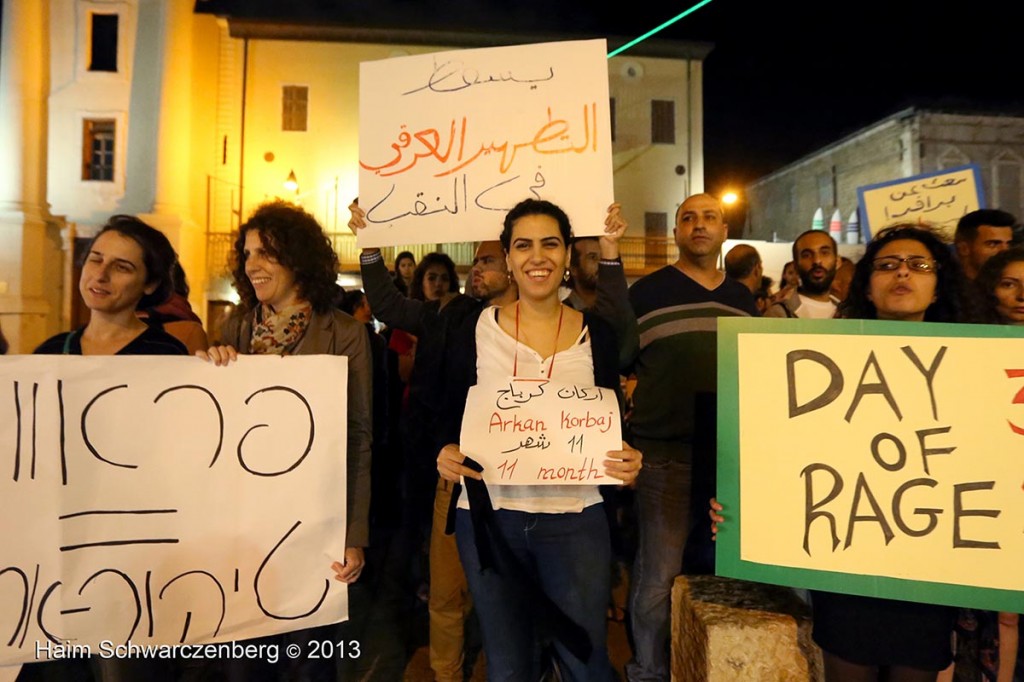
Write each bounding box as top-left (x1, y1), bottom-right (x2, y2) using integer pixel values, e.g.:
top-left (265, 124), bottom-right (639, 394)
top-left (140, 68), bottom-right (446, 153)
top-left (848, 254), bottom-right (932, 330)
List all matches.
top-left (284, 169), bottom-right (299, 195)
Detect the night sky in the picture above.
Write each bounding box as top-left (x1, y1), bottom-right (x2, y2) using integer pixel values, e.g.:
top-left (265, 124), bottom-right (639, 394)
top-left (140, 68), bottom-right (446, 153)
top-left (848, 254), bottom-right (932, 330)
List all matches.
top-left (200, 0), bottom-right (1024, 194)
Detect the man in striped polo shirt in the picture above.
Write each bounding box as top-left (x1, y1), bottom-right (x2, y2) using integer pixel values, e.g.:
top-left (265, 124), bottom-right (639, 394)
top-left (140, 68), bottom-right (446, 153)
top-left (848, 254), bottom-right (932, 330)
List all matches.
top-left (625, 193), bottom-right (758, 681)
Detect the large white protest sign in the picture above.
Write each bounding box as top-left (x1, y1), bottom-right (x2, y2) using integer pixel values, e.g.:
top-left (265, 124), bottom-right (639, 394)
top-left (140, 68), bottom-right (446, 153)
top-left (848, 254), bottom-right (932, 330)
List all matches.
top-left (0, 355), bottom-right (349, 666)
top-left (358, 39), bottom-right (614, 247)
top-left (459, 377), bottom-right (621, 485)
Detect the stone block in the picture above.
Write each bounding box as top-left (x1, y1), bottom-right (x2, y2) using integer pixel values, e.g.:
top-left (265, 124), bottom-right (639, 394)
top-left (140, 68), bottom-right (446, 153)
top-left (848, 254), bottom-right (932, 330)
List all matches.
top-left (672, 575), bottom-right (822, 682)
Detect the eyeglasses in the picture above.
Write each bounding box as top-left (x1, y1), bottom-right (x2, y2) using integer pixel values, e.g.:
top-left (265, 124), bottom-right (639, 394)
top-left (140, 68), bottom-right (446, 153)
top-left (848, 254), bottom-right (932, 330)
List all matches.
top-left (871, 256), bottom-right (939, 273)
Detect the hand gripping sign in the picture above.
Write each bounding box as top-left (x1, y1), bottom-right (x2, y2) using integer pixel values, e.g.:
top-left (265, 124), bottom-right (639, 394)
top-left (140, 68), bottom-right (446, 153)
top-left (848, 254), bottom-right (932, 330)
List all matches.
top-left (358, 39), bottom-right (614, 247)
top-left (716, 318), bottom-right (1024, 613)
top-left (460, 376), bottom-right (622, 485)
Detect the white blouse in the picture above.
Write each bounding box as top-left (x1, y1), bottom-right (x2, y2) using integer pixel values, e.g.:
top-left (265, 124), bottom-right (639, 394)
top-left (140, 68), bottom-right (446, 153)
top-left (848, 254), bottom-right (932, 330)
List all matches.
top-left (458, 306), bottom-right (604, 513)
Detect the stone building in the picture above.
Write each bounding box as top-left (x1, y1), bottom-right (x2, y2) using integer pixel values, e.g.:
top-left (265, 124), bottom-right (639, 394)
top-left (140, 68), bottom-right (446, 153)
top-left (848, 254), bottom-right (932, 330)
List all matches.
top-left (745, 107), bottom-right (1024, 241)
top-left (0, 0), bottom-right (710, 352)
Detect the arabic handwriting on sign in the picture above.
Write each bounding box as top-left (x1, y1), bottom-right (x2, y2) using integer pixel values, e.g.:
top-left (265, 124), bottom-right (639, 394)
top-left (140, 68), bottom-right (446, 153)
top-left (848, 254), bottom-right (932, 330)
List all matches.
top-left (359, 118), bottom-right (468, 178)
top-left (436, 103), bottom-right (597, 178)
top-left (922, 176), bottom-right (965, 190)
top-left (495, 380), bottom-right (548, 410)
top-left (556, 386), bottom-right (605, 401)
top-left (884, 175), bottom-right (970, 218)
top-left (365, 175), bottom-right (467, 225)
top-left (474, 174), bottom-right (521, 212)
top-left (500, 433), bottom-right (552, 454)
top-left (402, 58), bottom-right (555, 96)
top-left (365, 171), bottom-right (548, 224)
top-left (360, 103), bottom-right (598, 179)
top-left (922, 196), bottom-right (956, 213)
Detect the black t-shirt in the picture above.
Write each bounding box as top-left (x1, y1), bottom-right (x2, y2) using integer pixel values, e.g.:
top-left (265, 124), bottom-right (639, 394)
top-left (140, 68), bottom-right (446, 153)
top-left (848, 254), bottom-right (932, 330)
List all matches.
top-left (34, 325), bottom-right (189, 355)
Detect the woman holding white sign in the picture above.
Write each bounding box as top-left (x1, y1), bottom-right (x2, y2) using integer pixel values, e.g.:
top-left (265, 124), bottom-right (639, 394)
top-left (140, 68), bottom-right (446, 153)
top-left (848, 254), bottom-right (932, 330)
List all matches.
top-left (200, 201), bottom-right (372, 682)
top-left (714, 224), bottom-right (974, 682)
top-left (31, 216), bottom-right (185, 682)
top-left (437, 198), bottom-right (641, 681)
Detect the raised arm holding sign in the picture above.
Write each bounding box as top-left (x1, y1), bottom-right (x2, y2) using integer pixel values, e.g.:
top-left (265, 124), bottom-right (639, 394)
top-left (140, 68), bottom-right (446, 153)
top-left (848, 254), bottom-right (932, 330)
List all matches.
top-left (357, 40), bottom-right (614, 247)
top-left (434, 199), bottom-right (639, 679)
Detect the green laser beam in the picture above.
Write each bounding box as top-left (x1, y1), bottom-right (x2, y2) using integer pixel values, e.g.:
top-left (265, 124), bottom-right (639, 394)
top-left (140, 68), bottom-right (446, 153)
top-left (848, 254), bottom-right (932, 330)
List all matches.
top-left (607, 0), bottom-right (716, 58)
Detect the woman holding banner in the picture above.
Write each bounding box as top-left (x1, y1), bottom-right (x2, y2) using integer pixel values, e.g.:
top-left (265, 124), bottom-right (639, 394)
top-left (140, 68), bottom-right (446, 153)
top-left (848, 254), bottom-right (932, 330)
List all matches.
top-left (436, 198), bottom-right (641, 681)
top-left (200, 201), bottom-right (372, 681)
top-left (713, 224), bottom-right (975, 682)
top-left (29, 216), bottom-right (185, 682)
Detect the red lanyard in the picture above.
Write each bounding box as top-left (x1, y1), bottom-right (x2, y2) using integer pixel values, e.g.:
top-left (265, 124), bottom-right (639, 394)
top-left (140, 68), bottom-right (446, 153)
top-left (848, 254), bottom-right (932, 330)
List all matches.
top-left (512, 302), bottom-right (564, 379)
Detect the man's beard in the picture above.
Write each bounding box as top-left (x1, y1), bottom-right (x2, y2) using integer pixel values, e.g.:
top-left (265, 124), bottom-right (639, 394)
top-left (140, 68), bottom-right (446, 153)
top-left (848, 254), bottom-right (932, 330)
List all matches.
top-left (800, 270), bottom-right (835, 296)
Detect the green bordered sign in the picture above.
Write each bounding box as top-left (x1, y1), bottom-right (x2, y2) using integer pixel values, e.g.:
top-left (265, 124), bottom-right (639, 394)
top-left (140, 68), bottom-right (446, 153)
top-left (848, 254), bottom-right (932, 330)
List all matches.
top-left (716, 317), bottom-right (1024, 613)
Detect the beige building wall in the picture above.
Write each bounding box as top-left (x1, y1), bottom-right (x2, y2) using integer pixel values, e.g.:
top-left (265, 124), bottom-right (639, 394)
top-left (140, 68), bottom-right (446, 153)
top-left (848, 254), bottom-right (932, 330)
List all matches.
top-left (5, 7), bottom-right (707, 346)
top-left (0, 0), bottom-right (62, 353)
top-left (747, 109), bottom-right (1024, 243)
top-left (609, 55), bottom-right (703, 239)
top-left (746, 115), bottom-right (911, 241)
top-left (920, 112), bottom-right (1024, 219)
top-left (233, 41), bottom-right (443, 244)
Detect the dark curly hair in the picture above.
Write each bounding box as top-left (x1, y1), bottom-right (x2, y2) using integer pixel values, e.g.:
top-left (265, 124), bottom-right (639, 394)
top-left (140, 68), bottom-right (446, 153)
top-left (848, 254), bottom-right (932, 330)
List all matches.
top-left (838, 224), bottom-right (977, 323)
top-left (500, 199), bottom-right (573, 252)
top-left (975, 246), bottom-right (1024, 324)
top-left (86, 215), bottom-right (178, 310)
top-left (231, 201), bottom-right (339, 314)
top-left (409, 252), bottom-right (459, 301)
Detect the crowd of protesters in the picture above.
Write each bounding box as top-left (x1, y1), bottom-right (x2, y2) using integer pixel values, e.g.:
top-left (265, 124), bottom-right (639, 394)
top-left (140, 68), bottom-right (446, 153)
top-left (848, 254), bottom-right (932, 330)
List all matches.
top-left (6, 197), bottom-right (1022, 682)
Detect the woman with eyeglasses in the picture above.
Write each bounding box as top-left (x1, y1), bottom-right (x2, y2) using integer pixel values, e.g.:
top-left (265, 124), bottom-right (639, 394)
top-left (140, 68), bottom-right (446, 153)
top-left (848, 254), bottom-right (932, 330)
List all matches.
top-left (714, 224), bottom-right (978, 682)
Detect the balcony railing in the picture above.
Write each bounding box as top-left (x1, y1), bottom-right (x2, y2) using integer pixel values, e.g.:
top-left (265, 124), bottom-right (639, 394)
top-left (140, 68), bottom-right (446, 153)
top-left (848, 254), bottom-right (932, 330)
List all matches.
top-left (206, 232), bottom-right (676, 285)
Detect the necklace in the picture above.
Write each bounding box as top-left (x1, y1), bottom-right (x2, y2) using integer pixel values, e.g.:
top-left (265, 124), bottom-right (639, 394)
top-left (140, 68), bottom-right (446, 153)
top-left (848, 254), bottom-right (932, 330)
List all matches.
top-left (512, 302), bottom-right (564, 378)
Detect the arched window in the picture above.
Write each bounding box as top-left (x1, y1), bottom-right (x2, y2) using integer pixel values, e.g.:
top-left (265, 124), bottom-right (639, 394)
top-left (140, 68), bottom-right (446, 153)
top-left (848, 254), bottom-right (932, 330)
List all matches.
top-left (992, 149), bottom-right (1023, 214)
top-left (936, 145), bottom-right (969, 170)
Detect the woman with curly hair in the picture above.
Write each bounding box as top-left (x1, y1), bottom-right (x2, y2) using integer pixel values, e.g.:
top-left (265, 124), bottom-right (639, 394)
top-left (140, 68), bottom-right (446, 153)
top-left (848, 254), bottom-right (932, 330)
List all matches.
top-left (837, 224), bottom-right (979, 323)
top-left (200, 201), bottom-right (372, 680)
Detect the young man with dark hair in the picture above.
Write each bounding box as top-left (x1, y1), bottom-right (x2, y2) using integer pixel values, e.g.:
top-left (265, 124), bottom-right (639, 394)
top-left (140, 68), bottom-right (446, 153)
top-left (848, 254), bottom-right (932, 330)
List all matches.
top-left (565, 236), bottom-right (600, 310)
top-left (766, 230), bottom-right (839, 319)
top-left (955, 209), bottom-right (1016, 280)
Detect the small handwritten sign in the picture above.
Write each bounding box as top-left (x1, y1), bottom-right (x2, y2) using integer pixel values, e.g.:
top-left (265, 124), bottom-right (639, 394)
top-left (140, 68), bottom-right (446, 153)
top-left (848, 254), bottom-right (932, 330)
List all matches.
top-left (358, 39), bottom-right (614, 247)
top-left (857, 164), bottom-right (984, 240)
top-left (0, 355), bottom-right (349, 666)
top-left (716, 318), bottom-right (1024, 613)
top-left (459, 377), bottom-right (622, 485)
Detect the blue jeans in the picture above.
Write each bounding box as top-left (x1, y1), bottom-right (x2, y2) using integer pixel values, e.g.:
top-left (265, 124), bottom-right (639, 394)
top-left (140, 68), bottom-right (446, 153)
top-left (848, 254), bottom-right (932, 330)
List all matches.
top-left (626, 440), bottom-right (693, 682)
top-left (455, 505), bottom-right (614, 682)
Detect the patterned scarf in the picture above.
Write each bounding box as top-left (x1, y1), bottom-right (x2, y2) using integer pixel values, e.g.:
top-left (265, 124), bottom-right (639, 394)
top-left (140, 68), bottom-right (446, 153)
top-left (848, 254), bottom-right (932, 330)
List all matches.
top-left (249, 302), bottom-right (312, 355)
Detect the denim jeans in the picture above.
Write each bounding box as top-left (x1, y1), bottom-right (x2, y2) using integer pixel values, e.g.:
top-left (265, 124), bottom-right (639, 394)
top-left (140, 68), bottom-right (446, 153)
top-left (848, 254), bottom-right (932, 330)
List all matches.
top-left (626, 439), bottom-right (693, 682)
top-left (455, 505), bottom-right (614, 682)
